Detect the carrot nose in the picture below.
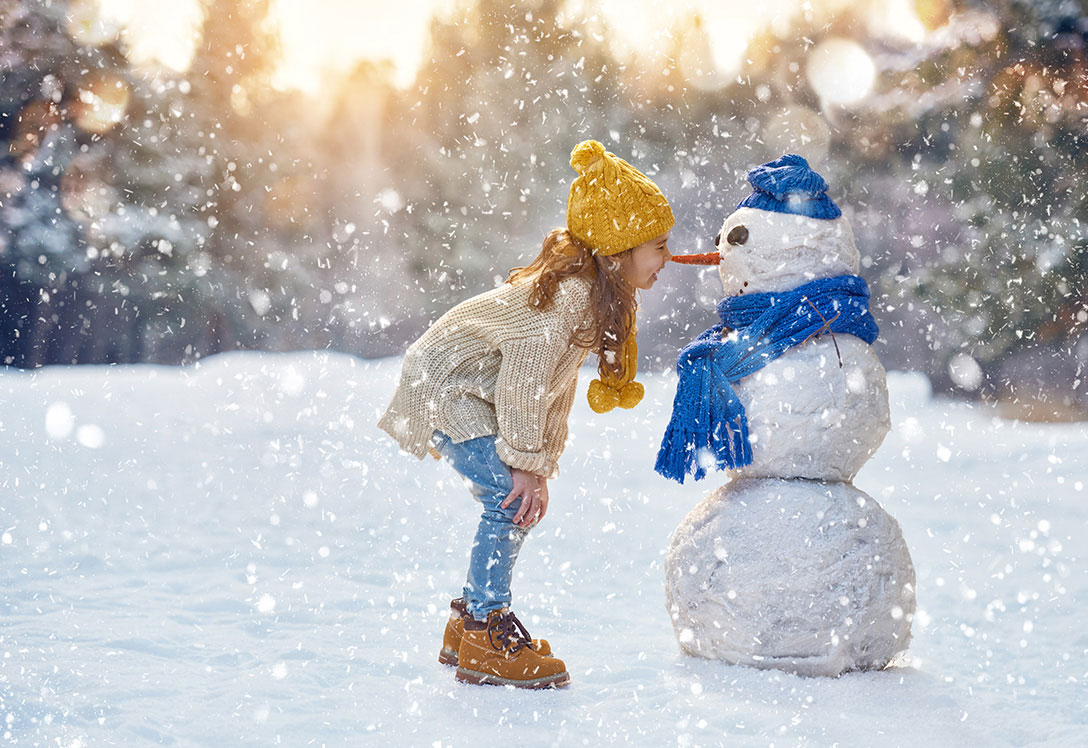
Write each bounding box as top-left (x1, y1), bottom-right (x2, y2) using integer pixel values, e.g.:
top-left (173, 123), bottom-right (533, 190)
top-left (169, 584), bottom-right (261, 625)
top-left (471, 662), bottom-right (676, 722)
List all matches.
top-left (670, 252), bottom-right (721, 265)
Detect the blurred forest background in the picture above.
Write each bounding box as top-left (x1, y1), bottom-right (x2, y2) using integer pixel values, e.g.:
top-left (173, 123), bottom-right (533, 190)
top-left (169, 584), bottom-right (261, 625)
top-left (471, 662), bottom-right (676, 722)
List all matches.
top-left (1, 0), bottom-right (1087, 417)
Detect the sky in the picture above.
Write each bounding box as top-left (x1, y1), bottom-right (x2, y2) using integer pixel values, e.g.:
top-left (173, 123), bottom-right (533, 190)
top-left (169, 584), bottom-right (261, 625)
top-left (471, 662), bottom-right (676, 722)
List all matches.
top-left (90, 0), bottom-right (928, 93)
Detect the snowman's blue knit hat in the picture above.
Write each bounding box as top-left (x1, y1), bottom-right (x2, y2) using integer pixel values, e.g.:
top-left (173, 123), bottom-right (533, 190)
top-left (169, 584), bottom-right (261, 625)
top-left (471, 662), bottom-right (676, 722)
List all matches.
top-left (737, 154), bottom-right (842, 220)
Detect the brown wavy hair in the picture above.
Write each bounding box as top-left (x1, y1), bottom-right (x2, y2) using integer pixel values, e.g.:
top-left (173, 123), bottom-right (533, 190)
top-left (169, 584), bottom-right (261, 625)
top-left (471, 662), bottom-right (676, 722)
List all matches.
top-left (507, 228), bottom-right (637, 381)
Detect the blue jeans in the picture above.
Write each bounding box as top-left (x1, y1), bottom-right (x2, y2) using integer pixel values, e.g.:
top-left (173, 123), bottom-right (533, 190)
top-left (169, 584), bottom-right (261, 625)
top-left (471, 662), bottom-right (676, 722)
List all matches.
top-left (431, 431), bottom-right (528, 621)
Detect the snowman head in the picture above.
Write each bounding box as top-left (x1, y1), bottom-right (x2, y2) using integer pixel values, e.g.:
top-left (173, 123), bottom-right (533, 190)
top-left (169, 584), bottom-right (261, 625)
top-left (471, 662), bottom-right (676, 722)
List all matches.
top-left (674, 155), bottom-right (860, 296)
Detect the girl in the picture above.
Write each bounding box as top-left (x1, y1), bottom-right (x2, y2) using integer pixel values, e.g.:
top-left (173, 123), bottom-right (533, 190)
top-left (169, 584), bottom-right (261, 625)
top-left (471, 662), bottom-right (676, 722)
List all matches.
top-left (377, 139), bottom-right (673, 689)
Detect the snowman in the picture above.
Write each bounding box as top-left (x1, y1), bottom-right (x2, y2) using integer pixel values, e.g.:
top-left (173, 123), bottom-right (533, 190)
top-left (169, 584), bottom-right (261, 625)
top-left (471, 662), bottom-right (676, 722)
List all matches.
top-left (657, 155), bottom-right (915, 677)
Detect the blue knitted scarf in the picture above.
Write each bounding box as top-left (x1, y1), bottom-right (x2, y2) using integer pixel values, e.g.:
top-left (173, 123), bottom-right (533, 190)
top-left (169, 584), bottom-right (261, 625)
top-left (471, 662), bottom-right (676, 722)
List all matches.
top-left (655, 274), bottom-right (878, 484)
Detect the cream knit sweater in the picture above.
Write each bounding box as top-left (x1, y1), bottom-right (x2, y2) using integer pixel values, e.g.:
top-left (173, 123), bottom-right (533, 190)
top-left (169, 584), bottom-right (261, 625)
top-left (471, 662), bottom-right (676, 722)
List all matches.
top-left (377, 276), bottom-right (592, 479)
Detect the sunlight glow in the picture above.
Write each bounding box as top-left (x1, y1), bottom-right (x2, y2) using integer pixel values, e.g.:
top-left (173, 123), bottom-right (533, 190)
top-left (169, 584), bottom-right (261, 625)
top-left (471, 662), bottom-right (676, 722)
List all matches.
top-left (584, 0), bottom-right (801, 78)
top-left (67, 0), bottom-right (121, 47)
top-left (867, 0), bottom-right (929, 42)
top-left (805, 38), bottom-right (876, 106)
top-left (95, 0), bottom-right (202, 72)
top-left (270, 0), bottom-right (456, 90)
top-left (91, 0), bottom-right (930, 95)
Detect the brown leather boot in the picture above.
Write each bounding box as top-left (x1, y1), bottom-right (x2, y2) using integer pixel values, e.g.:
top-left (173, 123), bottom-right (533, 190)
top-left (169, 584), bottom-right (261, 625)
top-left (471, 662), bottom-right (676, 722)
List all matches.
top-left (439, 598), bottom-right (551, 666)
top-left (455, 610), bottom-right (570, 689)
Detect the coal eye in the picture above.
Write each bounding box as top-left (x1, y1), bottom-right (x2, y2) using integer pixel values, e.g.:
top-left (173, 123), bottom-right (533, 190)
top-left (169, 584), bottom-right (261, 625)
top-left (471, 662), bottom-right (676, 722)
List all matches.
top-left (727, 225), bottom-right (749, 246)
top-left (714, 232), bottom-right (721, 247)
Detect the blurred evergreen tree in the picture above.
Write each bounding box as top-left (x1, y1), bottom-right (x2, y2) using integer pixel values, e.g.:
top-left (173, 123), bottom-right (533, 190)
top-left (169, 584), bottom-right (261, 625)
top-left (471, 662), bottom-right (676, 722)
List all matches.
top-left (315, 60), bottom-right (406, 355)
top-left (859, 0), bottom-right (1088, 407)
top-left (378, 0), bottom-right (622, 322)
top-left (0, 0), bottom-right (333, 366)
top-left (185, 0), bottom-right (283, 352)
top-left (0, 0), bottom-right (138, 365)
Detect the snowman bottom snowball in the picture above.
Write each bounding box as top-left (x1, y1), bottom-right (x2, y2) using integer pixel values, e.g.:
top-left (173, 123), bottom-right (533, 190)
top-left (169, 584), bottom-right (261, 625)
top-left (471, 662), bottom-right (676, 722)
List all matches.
top-left (665, 478), bottom-right (916, 677)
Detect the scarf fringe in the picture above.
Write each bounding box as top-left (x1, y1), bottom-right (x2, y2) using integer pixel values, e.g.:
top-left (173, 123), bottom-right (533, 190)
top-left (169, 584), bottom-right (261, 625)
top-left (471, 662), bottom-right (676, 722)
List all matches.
top-left (654, 353), bottom-right (753, 483)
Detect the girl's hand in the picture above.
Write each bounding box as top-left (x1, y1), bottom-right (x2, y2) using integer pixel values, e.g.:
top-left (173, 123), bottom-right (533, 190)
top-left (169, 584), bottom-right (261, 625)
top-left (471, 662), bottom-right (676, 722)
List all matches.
top-left (503, 468), bottom-right (549, 528)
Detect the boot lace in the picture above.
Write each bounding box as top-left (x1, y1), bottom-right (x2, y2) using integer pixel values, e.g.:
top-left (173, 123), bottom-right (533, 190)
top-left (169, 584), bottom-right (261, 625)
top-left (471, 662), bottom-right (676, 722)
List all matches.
top-left (487, 611), bottom-right (533, 654)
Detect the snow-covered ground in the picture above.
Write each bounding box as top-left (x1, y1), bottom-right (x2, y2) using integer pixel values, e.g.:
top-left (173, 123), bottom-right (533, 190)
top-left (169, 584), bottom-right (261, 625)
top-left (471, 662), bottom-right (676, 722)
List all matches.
top-left (1, 351), bottom-right (1085, 747)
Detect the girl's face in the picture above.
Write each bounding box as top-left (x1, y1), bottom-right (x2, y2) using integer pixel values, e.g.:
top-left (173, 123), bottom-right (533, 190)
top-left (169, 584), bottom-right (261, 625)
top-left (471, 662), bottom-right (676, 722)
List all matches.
top-left (619, 231), bottom-right (671, 290)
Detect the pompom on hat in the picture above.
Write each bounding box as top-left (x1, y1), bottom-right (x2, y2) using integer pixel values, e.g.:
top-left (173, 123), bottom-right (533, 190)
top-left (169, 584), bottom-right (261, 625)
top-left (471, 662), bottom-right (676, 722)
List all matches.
top-left (737, 153), bottom-right (842, 220)
top-left (586, 327), bottom-right (645, 413)
top-left (567, 139), bottom-right (672, 413)
top-left (567, 139), bottom-right (675, 256)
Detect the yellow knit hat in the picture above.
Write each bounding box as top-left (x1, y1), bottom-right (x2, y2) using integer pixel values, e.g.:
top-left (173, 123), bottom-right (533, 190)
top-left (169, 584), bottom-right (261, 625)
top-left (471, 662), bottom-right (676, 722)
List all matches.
top-left (567, 140), bottom-right (672, 414)
top-left (566, 140), bottom-right (674, 256)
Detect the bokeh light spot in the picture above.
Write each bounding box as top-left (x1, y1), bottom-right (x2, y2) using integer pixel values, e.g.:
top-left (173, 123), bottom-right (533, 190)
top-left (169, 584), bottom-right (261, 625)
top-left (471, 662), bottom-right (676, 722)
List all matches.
top-left (73, 73), bottom-right (131, 134)
top-left (806, 38), bottom-right (876, 106)
top-left (764, 105), bottom-right (831, 165)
